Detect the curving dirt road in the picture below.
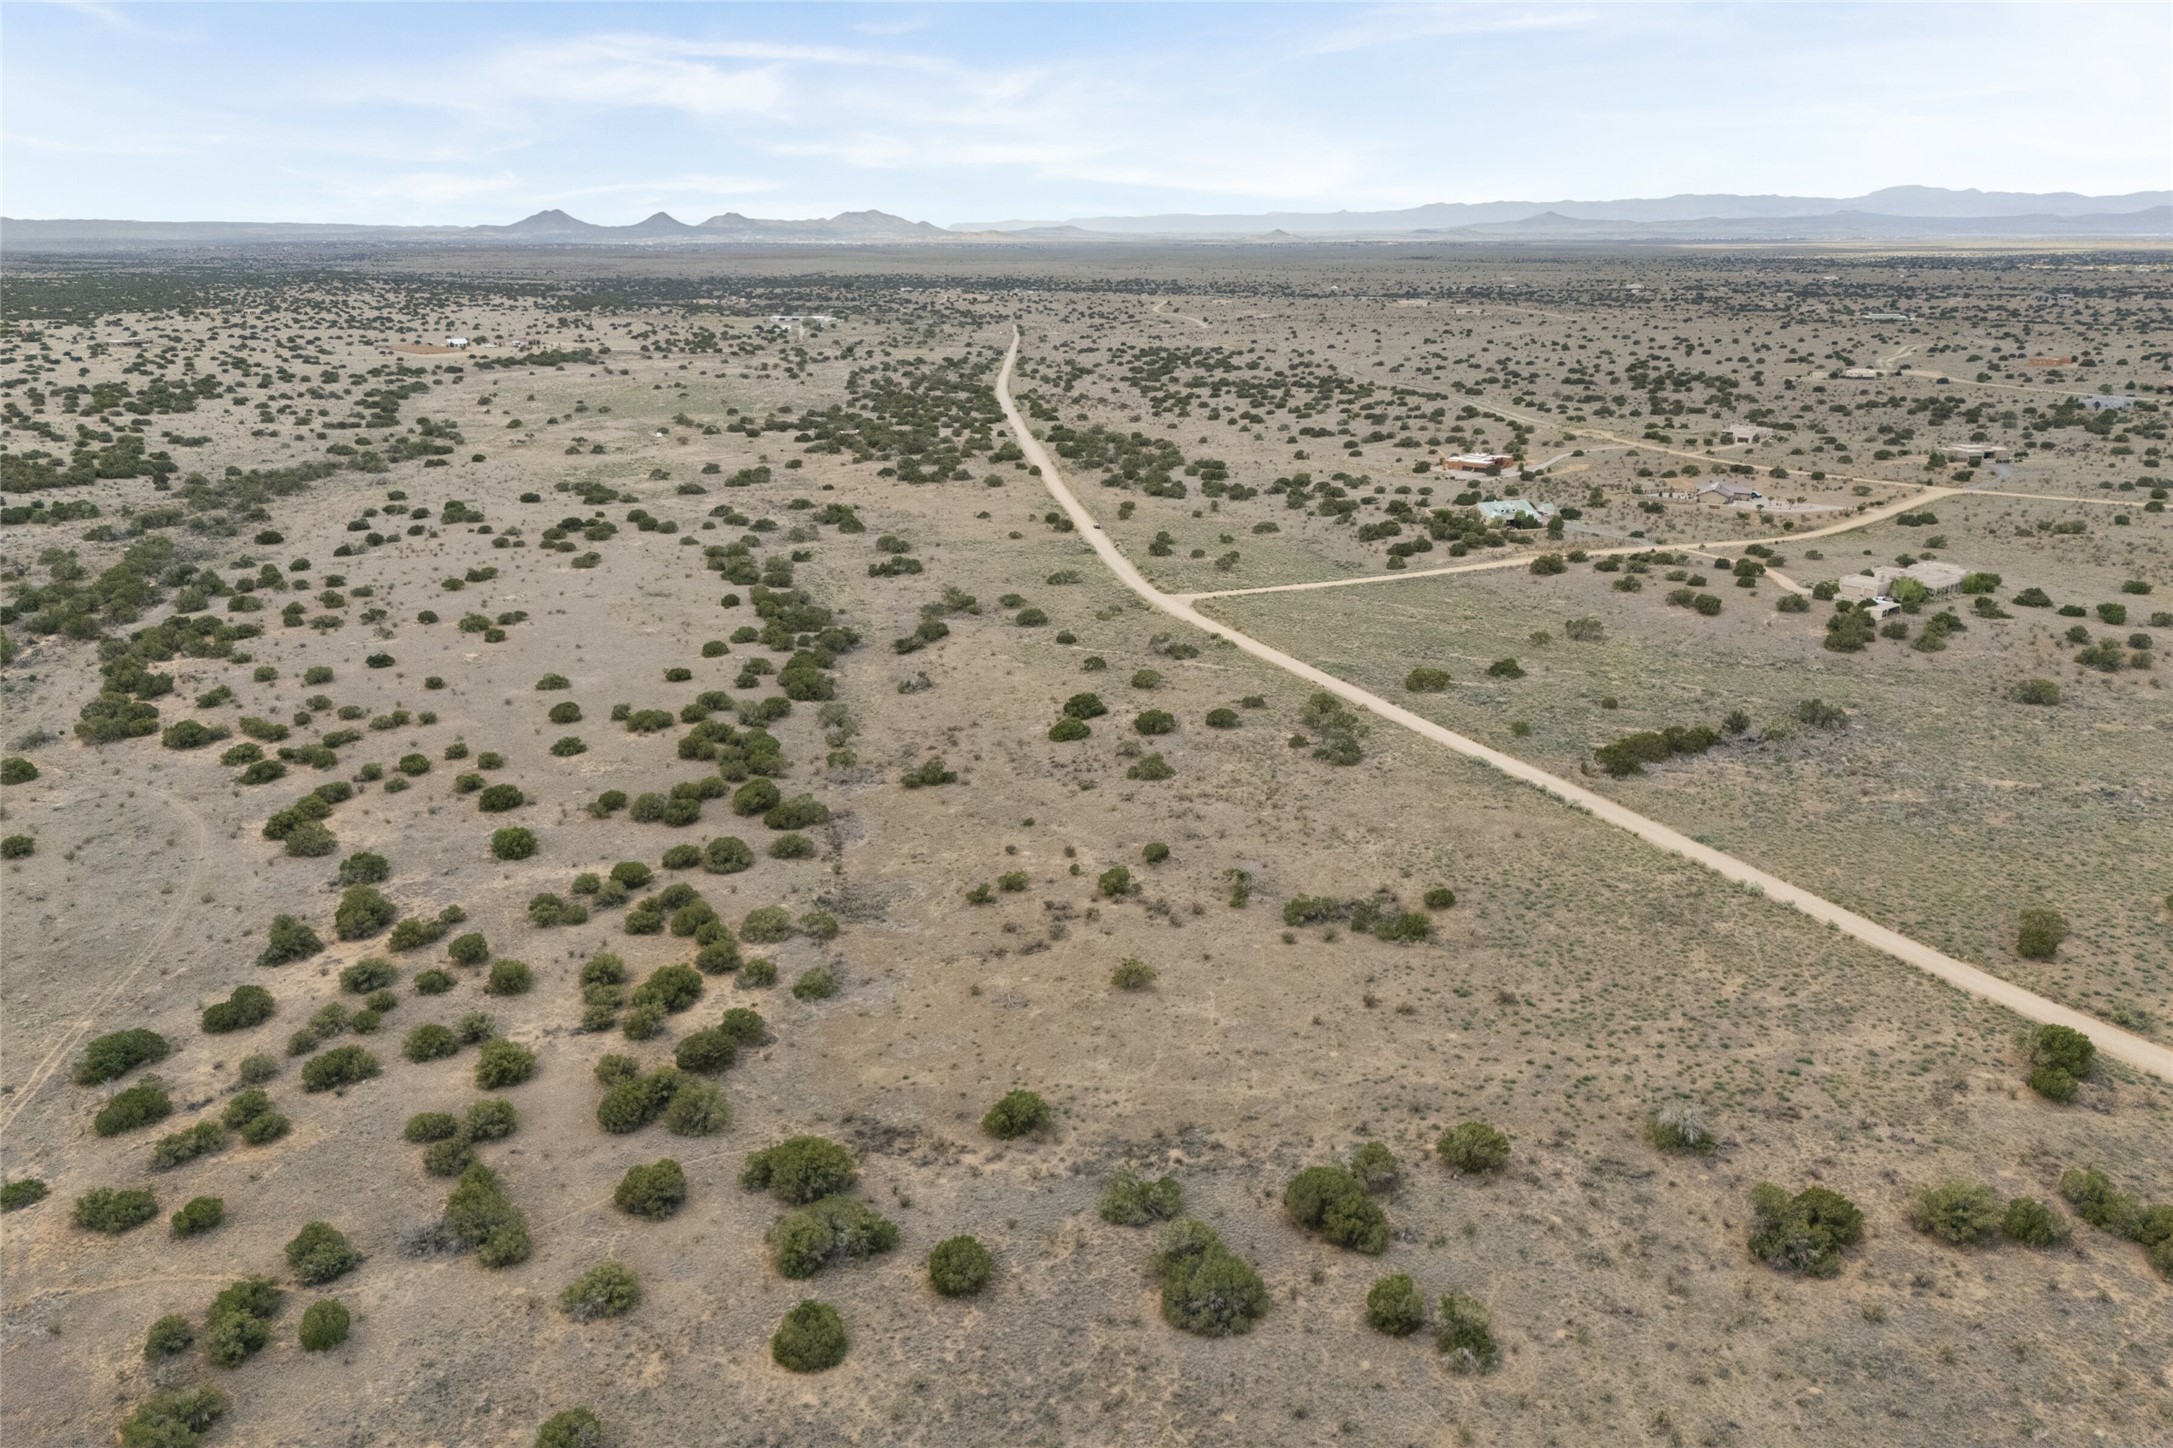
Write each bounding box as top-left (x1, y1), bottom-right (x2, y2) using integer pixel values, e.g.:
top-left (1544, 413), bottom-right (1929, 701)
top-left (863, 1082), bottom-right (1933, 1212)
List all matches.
top-left (995, 327), bottom-right (2173, 1084)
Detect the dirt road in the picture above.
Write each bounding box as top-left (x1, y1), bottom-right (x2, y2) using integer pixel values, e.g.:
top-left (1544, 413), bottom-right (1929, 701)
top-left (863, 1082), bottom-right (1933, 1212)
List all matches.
top-left (996, 327), bottom-right (2173, 1083)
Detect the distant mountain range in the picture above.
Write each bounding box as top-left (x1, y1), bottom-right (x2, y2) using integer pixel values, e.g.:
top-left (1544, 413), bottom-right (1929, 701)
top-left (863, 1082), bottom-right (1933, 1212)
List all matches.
top-left (0, 208), bottom-right (951, 250)
top-left (3, 188), bottom-right (2166, 251)
top-left (953, 187), bottom-right (2173, 239)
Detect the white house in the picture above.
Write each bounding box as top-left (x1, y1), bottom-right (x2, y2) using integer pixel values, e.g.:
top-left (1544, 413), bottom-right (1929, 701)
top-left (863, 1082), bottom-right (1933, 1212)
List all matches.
top-left (1697, 480), bottom-right (1763, 503)
top-left (1726, 425), bottom-right (1773, 444)
top-left (445, 337), bottom-right (470, 350)
top-left (2079, 394), bottom-right (2134, 412)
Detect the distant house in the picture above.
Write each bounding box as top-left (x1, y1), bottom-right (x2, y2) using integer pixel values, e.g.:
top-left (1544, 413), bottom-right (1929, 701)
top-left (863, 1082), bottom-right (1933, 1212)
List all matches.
top-left (1475, 498), bottom-right (1557, 525)
top-left (1725, 424), bottom-right (1773, 444)
top-left (445, 337), bottom-right (470, 349)
top-left (1840, 367), bottom-right (1884, 380)
top-left (1944, 442), bottom-right (2011, 463)
top-left (1438, 452), bottom-right (1517, 474)
top-left (1697, 480), bottom-right (1762, 503)
top-left (2025, 356), bottom-right (2074, 367)
top-left (2079, 394), bottom-right (2134, 412)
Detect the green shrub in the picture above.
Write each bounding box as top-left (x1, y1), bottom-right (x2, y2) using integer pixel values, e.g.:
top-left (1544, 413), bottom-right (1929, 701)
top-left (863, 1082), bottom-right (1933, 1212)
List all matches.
top-left (702, 835), bottom-right (755, 874)
top-left (1435, 1291), bottom-right (1499, 1373)
top-left (1486, 657), bottom-right (1524, 679)
top-left (982, 1088), bottom-right (1050, 1139)
top-left (2030, 1022), bottom-right (2094, 1077)
top-left (632, 963), bottom-right (704, 1014)
top-left (1133, 709), bottom-right (1176, 735)
top-left (444, 1162), bottom-right (530, 1267)
top-left (1110, 958), bottom-right (1157, 991)
top-left (1748, 1182), bottom-right (1863, 1277)
top-left (119, 1386), bottom-right (228, 1446)
top-left (1100, 1170), bottom-right (1183, 1226)
top-left (204, 1276), bottom-right (280, 1367)
top-left (596, 1069), bottom-right (679, 1133)
top-left (741, 905), bottom-right (795, 943)
top-left (286, 1220), bottom-right (361, 1284)
top-left (403, 1024), bottom-right (459, 1062)
top-left (673, 1030), bottom-right (738, 1078)
top-left (96, 1078), bottom-right (174, 1136)
top-left (1423, 886), bottom-right (1456, 909)
top-left (769, 1194), bottom-right (899, 1277)
top-left (1284, 1165), bottom-right (1389, 1254)
top-left (465, 1099), bottom-right (517, 1141)
top-left (301, 1045), bottom-right (380, 1092)
top-left (1909, 1181), bottom-right (2001, 1246)
top-left (475, 1039), bottom-right (536, 1088)
top-left (1098, 865), bottom-right (1132, 898)
top-left (258, 913), bottom-right (324, 966)
top-left (237, 1054), bottom-right (279, 1085)
top-left (1405, 667), bottom-right (1451, 693)
top-left (338, 958), bottom-right (396, 994)
top-left (535, 1407), bottom-right (604, 1448)
top-left (76, 1028), bottom-right (171, 1084)
top-left (486, 959), bottom-right (533, 996)
top-left (615, 1159), bottom-right (689, 1220)
top-left (763, 794), bottom-right (830, 831)
top-left (1126, 752), bottom-right (1173, 781)
top-left (170, 1194), bottom-right (225, 1237)
top-left (561, 1262), bottom-right (641, 1321)
top-left (664, 1078), bottom-right (729, 1136)
top-left (413, 968), bottom-right (455, 995)
top-left (769, 832), bottom-right (815, 859)
top-left (792, 966), bottom-right (836, 1001)
top-left (299, 1298), bottom-right (351, 1351)
top-left (406, 1110), bottom-right (461, 1143)
top-left (2017, 908), bottom-right (2069, 961)
top-left (1156, 1217), bottom-right (1268, 1337)
top-left (1048, 716), bottom-right (1091, 742)
top-left (422, 1137), bottom-right (475, 1178)
top-left (2001, 1196), bottom-right (2070, 1248)
top-left (2028, 1022), bottom-right (2094, 1101)
top-left (771, 1299), bottom-right (848, 1372)
top-left (719, 1007), bottom-right (770, 1046)
top-left (1437, 1120), bottom-right (1509, 1174)
top-left (238, 1107), bottom-right (291, 1145)
top-left (731, 778), bottom-right (781, 816)
top-left (491, 827), bottom-right (537, 861)
top-left (1, 1178), bottom-right (50, 1212)
top-left (1349, 1141), bottom-right (1401, 1196)
top-left (929, 1235), bottom-right (994, 1297)
top-left (334, 886), bottom-right (397, 941)
top-left (144, 1312), bottom-right (195, 1359)
top-left (1, 834), bottom-right (32, 859)
top-left (743, 1136), bottom-right (855, 1204)
top-left (152, 1120), bottom-right (227, 1170)
top-left (1, 756), bottom-right (39, 785)
top-left (2068, 1164), bottom-right (2124, 1230)
top-left (1367, 1273), bottom-right (1426, 1336)
top-left (75, 1186), bottom-right (159, 1234)
top-left (436, 933), bottom-right (486, 969)
top-left (2010, 677), bottom-right (2061, 705)
top-left (900, 756), bottom-right (957, 788)
top-left (2028, 1064), bottom-right (2078, 1103)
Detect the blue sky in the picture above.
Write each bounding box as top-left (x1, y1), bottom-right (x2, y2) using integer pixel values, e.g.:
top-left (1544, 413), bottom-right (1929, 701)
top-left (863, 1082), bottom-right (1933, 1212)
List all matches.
top-left (4, 2), bottom-right (2167, 225)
